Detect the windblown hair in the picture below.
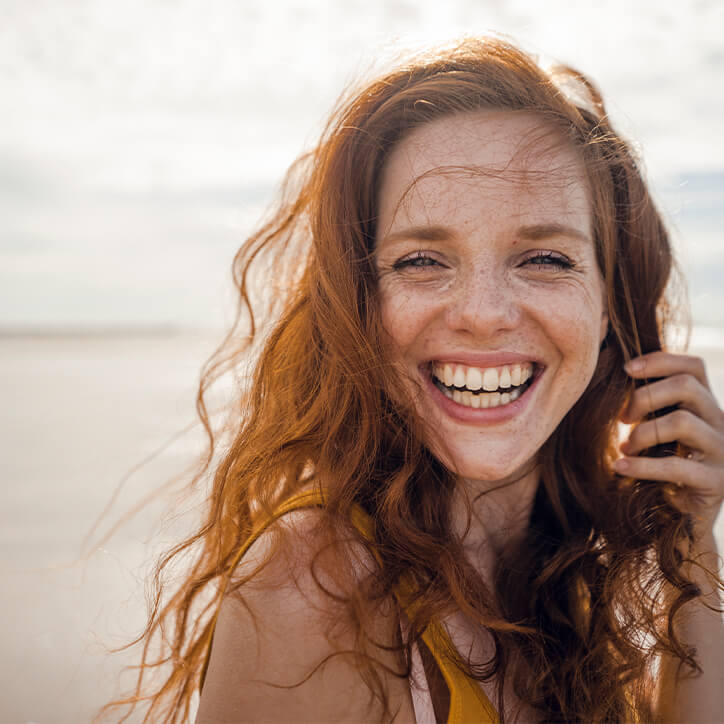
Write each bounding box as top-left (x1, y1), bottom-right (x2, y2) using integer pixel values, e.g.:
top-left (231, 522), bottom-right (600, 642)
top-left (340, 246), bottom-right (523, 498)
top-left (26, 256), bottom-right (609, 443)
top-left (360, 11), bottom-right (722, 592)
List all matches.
top-left (101, 37), bottom-right (719, 723)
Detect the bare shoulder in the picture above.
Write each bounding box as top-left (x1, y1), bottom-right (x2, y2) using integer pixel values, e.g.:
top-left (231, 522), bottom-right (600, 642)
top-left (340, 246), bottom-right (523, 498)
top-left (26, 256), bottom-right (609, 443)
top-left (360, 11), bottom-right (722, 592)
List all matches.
top-left (196, 507), bottom-right (415, 723)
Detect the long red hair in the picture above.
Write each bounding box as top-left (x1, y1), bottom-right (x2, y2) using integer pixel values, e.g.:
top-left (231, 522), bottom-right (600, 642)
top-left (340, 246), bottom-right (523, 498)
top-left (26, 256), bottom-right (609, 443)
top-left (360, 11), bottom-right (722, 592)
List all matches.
top-left (101, 37), bottom-right (717, 723)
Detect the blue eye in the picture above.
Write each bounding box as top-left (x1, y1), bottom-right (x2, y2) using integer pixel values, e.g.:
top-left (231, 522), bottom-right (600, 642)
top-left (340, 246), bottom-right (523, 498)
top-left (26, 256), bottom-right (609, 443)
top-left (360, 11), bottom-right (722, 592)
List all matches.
top-left (393, 253), bottom-right (439, 270)
top-left (523, 252), bottom-right (574, 270)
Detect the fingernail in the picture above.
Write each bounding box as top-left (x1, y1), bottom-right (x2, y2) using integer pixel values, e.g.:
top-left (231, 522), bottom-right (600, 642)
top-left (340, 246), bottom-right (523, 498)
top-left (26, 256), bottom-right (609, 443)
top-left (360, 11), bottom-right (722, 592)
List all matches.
top-left (625, 359), bottom-right (644, 373)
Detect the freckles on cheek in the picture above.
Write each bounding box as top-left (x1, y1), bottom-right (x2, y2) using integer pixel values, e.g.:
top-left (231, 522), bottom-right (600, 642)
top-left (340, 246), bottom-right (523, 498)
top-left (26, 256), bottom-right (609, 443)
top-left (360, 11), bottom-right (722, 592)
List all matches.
top-left (563, 314), bottom-right (605, 375)
top-left (545, 290), bottom-right (601, 343)
top-left (380, 288), bottom-right (429, 342)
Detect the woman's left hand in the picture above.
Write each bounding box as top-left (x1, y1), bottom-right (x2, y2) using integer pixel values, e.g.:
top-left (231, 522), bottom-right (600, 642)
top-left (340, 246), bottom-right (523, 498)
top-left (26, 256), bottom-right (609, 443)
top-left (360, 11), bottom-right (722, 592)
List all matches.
top-left (614, 350), bottom-right (724, 538)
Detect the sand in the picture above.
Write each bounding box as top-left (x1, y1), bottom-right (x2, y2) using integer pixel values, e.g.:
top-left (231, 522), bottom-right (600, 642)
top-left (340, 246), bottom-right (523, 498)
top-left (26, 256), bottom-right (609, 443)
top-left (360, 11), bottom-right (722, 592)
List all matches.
top-left (2, 332), bottom-right (723, 724)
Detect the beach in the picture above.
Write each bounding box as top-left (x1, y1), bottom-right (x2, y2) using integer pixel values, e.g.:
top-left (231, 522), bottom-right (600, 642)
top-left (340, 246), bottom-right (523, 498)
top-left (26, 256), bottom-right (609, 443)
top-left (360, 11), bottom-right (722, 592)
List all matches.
top-left (1, 332), bottom-right (216, 724)
top-left (2, 331), bottom-right (724, 724)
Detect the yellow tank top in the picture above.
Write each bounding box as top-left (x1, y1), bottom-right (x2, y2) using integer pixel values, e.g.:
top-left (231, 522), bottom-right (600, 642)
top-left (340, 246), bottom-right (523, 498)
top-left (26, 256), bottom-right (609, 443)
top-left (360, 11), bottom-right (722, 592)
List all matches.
top-left (202, 488), bottom-right (499, 724)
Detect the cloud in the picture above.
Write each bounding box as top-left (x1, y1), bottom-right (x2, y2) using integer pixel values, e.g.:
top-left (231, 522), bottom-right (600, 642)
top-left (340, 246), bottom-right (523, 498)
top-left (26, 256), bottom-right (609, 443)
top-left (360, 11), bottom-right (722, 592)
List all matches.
top-left (2, 0), bottom-right (722, 327)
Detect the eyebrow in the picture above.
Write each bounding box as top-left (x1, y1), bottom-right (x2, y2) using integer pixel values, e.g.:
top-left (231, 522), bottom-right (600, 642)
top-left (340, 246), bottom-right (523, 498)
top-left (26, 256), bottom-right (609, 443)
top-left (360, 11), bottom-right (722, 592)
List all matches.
top-left (379, 222), bottom-right (591, 245)
top-left (380, 225), bottom-right (454, 243)
top-left (516, 223), bottom-right (591, 244)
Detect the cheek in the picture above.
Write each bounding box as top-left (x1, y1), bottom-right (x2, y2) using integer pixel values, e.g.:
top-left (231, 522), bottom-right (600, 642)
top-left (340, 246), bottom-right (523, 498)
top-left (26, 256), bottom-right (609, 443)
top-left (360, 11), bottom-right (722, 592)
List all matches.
top-left (379, 290), bottom-right (435, 354)
top-left (380, 298), bottom-right (410, 350)
top-left (547, 276), bottom-right (606, 347)
top-left (553, 304), bottom-right (606, 380)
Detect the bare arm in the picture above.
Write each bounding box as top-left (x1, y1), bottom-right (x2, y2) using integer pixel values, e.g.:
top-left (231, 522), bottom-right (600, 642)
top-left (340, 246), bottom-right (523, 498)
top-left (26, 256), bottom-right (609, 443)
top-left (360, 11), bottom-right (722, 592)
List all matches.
top-left (195, 511), bottom-right (416, 723)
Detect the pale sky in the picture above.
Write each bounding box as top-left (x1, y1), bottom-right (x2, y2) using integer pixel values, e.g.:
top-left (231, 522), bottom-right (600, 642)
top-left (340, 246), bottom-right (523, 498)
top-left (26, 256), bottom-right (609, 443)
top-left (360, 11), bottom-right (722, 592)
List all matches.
top-left (1, 0), bottom-right (723, 329)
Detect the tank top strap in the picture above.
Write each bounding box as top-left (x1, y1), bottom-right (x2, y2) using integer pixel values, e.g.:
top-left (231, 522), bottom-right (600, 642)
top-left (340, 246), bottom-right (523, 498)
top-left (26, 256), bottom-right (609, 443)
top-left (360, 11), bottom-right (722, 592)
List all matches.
top-left (421, 622), bottom-right (499, 724)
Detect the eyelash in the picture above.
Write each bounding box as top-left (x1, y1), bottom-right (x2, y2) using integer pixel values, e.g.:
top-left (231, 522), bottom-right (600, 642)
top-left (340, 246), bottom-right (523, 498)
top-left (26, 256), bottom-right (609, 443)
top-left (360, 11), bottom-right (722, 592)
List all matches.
top-left (392, 251), bottom-right (575, 271)
top-left (392, 252), bottom-right (439, 270)
top-left (520, 251), bottom-right (575, 270)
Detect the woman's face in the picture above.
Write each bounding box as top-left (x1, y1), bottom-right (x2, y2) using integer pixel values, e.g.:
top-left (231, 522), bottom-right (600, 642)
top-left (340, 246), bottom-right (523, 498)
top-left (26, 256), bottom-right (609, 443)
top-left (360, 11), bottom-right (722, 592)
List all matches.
top-left (374, 111), bottom-right (608, 484)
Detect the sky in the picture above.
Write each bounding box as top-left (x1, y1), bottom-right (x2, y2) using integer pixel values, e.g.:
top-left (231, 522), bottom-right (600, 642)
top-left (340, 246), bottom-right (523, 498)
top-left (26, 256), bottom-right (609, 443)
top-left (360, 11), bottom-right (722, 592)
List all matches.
top-left (1, 0), bottom-right (723, 331)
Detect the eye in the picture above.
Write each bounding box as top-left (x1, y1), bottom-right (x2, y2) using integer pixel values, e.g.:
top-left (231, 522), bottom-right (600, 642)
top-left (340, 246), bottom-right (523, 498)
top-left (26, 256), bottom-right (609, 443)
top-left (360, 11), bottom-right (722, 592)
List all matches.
top-left (521, 251), bottom-right (575, 270)
top-left (392, 252), bottom-right (441, 270)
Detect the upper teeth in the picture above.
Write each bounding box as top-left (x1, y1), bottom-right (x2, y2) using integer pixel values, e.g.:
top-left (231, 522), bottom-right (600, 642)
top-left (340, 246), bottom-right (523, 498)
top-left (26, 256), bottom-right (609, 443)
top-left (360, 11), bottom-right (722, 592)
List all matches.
top-left (433, 362), bottom-right (533, 392)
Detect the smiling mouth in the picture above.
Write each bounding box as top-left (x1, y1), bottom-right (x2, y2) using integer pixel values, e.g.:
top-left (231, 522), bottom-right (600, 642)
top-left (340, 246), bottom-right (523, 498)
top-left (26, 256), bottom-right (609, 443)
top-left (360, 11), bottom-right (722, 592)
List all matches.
top-left (430, 361), bottom-right (537, 409)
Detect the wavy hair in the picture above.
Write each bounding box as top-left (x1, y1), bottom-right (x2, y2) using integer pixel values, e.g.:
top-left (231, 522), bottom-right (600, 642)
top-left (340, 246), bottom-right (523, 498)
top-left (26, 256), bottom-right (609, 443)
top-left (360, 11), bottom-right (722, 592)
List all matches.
top-left (101, 37), bottom-right (718, 723)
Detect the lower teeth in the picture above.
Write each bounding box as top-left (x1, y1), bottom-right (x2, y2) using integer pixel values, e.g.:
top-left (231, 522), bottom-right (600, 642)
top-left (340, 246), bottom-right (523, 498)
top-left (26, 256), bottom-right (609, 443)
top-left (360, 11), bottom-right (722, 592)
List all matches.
top-left (441, 385), bottom-right (524, 408)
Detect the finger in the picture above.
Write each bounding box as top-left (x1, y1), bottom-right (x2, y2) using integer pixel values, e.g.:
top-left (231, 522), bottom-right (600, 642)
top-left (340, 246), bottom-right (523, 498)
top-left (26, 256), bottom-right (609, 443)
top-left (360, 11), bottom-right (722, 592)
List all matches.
top-left (622, 408), bottom-right (722, 457)
top-left (625, 351), bottom-right (710, 389)
top-left (622, 373), bottom-right (721, 426)
top-left (612, 456), bottom-right (722, 529)
top-left (613, 454), bottom-right (710, 489)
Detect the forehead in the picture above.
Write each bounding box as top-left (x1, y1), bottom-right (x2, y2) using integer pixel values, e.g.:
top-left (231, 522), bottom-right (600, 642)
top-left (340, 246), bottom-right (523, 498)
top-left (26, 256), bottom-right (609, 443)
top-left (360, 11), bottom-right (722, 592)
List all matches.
top-left (377, 111), bottom-right (590, 233)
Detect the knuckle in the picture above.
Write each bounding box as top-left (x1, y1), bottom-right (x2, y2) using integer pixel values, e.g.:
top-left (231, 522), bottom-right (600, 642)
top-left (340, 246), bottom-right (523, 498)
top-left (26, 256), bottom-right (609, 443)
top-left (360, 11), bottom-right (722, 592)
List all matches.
top-left (692, 356), bottom-right (706, 374)
top-left (670, 408), bottom-right (692, 427)
top-left (680, 374), bottom-right (698, 395)
top-left (630, 424), bottom-right (650, 447)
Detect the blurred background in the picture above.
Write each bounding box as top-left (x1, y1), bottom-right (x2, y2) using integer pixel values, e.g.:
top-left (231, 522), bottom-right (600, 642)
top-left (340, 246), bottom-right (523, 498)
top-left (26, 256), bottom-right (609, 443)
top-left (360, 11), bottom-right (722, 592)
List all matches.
top-left (2, 1), bottom-right (723, 722)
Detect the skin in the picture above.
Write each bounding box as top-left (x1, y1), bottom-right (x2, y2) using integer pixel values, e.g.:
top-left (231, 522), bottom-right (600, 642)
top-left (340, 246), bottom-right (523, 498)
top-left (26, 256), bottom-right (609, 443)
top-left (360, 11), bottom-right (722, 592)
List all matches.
top-left (197, 111), bottom-right (723, 723)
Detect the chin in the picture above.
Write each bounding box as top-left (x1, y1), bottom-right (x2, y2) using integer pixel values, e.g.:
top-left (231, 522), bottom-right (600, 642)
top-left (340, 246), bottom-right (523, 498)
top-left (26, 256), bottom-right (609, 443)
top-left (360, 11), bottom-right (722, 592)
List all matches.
top-left (435, 451), bottom-right (536, 486)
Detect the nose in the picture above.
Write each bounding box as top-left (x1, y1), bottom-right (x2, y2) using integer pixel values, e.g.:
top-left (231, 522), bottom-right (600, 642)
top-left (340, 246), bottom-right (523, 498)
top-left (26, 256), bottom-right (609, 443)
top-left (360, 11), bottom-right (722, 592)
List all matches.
top-left (444, 269), bottom-right (523, 338)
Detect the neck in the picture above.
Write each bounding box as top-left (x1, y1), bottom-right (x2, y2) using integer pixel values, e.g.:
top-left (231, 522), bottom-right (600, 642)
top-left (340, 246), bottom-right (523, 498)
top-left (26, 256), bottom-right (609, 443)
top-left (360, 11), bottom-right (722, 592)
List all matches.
top-left (453, 463), bottom-right (540, 581)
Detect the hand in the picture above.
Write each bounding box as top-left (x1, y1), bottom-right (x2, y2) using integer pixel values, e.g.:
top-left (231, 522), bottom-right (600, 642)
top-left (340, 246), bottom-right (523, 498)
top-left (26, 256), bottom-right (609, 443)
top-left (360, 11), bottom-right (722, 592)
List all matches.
top-left (613, 351), bottom-right (724, 538)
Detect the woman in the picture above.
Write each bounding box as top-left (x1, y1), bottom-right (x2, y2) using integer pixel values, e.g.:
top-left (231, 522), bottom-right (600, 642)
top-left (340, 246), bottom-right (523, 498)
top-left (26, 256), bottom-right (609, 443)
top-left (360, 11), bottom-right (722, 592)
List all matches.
top-left (106, 38), bottom-right (724, 723)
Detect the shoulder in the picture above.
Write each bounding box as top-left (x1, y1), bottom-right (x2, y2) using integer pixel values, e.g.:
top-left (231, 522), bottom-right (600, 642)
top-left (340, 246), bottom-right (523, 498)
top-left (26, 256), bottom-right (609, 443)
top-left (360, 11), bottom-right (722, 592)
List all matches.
top-left (196, 507), bottom-right (415, 723)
